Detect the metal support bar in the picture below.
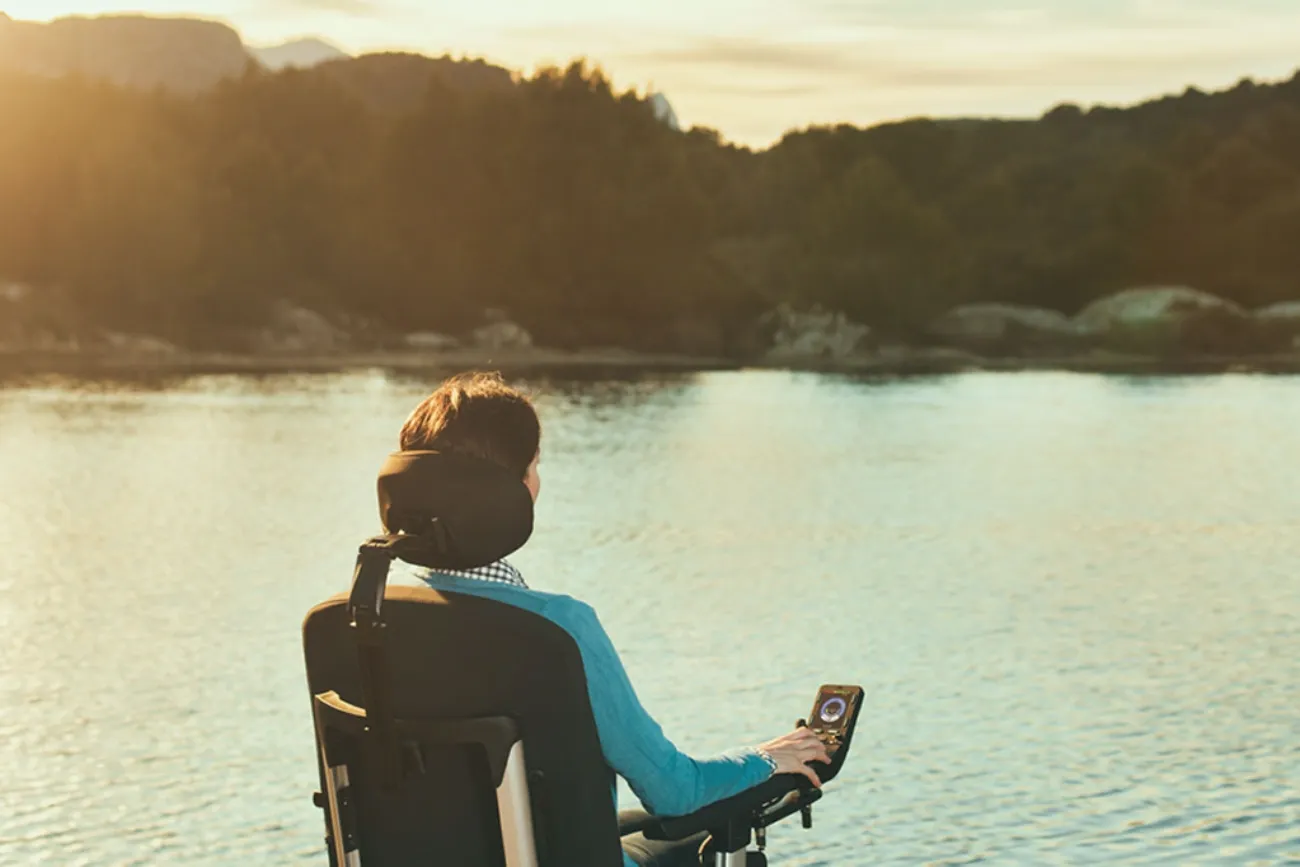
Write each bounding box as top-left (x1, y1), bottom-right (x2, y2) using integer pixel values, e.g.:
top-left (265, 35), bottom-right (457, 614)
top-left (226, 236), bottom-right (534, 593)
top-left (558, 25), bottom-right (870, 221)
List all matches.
top-left (495, 740), bottom-right (540, 867)
top-left (320, 754), bottom-right (361, 867)
top-left (709, 849), bottom-right (752, 866)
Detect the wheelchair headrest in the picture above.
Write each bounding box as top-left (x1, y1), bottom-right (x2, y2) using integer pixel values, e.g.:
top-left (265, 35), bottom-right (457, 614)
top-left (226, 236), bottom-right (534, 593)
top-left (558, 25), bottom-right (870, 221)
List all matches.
top-left (377, 450), bottom-right (534, 570)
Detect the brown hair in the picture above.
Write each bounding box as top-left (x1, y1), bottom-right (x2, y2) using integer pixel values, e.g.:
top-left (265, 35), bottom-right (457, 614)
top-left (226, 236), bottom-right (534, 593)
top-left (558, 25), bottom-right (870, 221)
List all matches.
top-left (399, 372), bottom-right (540, 479)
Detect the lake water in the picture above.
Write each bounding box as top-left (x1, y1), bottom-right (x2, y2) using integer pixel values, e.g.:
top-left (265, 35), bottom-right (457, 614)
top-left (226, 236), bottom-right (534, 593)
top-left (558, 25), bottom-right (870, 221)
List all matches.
top-left (0, 369), bottom-right (1297, 866)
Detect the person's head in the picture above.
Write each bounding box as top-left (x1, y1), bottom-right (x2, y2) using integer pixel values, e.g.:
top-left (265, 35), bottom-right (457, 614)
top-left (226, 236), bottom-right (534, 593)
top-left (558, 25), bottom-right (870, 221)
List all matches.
top-left (399, 372), bottom-right (541, 501)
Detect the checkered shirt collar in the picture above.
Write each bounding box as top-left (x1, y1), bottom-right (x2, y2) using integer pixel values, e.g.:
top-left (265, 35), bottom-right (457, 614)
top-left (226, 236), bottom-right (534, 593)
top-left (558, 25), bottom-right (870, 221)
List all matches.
top-left (428, 559), bottom-right (527, 589)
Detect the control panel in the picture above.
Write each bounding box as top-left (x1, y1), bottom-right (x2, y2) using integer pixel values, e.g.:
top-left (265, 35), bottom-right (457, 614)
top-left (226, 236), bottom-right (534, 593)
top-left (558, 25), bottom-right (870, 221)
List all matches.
top-left (803, 684), bottom-right (863, 783)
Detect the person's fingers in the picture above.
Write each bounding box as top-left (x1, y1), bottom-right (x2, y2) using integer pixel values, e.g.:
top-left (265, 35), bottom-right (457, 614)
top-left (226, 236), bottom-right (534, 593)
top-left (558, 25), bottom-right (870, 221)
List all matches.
top-left (799, 764), bottom-right (823, 788)
top-left (760, 728), bottom-right (834, 772)
top-left (789, 727), bottom-right (820, 743)
top-left (797, 730), bottom-right (832, 762)
top-left (800, 738), bottom-right (832, 759)
top-left (795, 738), bottom-right (829, 761)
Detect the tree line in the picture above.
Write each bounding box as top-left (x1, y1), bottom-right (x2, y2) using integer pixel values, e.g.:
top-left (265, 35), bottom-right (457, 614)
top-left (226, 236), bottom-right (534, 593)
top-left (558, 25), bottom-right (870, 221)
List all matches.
top-left (2, 59), bottom-right (1298, 354)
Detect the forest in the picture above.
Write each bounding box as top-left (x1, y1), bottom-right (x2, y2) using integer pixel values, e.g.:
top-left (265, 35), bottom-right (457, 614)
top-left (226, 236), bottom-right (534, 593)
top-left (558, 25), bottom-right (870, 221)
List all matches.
top-left (2, 57), bottom-right (1299, 355)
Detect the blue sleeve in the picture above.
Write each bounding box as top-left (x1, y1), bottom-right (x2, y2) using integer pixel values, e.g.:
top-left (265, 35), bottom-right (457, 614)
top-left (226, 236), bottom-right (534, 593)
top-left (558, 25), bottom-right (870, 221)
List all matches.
top-left (543, 597), bottom-right (773, 817)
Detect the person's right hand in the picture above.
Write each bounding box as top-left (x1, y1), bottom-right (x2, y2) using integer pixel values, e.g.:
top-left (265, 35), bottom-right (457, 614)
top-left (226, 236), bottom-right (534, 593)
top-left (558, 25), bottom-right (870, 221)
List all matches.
top-left (757, 726), bottom-right (830, 788)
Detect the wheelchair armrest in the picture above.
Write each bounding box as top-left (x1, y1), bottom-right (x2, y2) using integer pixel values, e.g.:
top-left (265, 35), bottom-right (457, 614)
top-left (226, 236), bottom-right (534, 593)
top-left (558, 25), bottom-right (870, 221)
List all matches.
top-left (640, 774), bottom-right (819, 842)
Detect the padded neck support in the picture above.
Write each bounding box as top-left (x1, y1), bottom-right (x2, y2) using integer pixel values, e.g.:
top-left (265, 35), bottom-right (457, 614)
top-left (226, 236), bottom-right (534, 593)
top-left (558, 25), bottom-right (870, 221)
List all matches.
top-left (377, 450), bottom-right (534, 570)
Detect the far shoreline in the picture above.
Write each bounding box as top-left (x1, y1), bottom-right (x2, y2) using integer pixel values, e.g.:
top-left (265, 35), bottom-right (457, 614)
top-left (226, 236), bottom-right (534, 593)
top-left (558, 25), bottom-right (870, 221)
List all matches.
top-left (6, 346), bottom-right (1300, 380)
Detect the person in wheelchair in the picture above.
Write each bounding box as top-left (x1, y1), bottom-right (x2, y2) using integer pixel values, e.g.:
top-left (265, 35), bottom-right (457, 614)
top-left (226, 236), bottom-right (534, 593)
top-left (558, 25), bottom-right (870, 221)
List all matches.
top-left (395, 372), bottom-right (830, 867)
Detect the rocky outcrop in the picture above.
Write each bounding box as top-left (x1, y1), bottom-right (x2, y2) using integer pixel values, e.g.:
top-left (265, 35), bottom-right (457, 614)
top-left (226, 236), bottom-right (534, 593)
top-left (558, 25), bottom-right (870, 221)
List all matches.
top-left (649, 93), bottom-right (681, 131)
top-left (0, 13), bottom-right (252, 92)
top-left (472, 320), bottom-right (533, 351)
top-left (760, 304), bottom-right (872, 362)
top-left (403, 331), bottom-right (461, 351)
top-left (101, 331), bottom-right (178, 354)
top-left (1252, 301), bottom-right (1300, 348)
top-left (252, 302), bottom-right (350, 353)
top-left (1075, 286), bottom-right (1246, 329)
top-left (927, 303), bottom-right (1089, 355)
top-left (1074, 286), bottom-right (1257, 355)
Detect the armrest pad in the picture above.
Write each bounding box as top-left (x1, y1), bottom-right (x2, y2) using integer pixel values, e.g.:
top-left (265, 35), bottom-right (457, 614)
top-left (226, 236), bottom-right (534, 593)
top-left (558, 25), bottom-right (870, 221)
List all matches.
top-left (640, 775), bottom-right (814, 841)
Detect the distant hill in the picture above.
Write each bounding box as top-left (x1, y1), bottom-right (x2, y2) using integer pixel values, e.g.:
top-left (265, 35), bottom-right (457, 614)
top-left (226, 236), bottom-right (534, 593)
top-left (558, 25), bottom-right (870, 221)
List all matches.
top-left (0, 12), bottom-right (250, 92)
top-left (0, 13), bottom-right (685, 128)
top-left (305, 52), bottom-right (516, 113)
top-left (0, 13), bottom-right (523, 112)
top-left (2, 15), bottom-right (1298, 356)
top-left (253, 38), bottom-right (349, 71)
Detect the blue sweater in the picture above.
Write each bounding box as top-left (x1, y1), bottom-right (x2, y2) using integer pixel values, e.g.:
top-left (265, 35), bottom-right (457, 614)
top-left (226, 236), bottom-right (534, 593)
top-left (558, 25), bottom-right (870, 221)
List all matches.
top-left (416, 572), bottom-right (774, 865)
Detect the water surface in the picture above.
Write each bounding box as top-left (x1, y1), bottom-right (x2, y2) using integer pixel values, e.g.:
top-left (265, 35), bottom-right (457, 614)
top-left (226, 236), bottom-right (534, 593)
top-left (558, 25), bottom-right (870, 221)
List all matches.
top-left (1, 369), bottom-right (1297, 865)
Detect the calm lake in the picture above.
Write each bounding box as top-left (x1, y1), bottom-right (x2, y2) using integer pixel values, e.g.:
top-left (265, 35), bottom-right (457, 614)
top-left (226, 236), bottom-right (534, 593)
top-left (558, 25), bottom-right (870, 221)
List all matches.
top-left (1, 369), bottom-right (1297, 866)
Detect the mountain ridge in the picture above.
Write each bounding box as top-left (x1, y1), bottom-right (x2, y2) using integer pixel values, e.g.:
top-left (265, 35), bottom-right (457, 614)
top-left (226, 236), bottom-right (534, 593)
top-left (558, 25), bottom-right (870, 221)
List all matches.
top-left (0, 12), bottom-right (249, 92)
top-left (0, 12), bottom-right (683, 125)
top-left (252, 37), bottom-right (349, 71)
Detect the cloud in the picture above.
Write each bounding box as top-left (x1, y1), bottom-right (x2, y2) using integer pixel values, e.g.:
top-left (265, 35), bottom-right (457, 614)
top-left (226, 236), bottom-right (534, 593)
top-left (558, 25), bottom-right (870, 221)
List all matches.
top-left (805, 0), bottom-right (1060, 30)
top-left (804, 0), bottom-right (1286, 30)
top-left (633, 38), bottom-right (859, 75)
top-left (261, 0), bottom-right (383, 15)
top-left (689, 81), bottom-right (824, 98)
top-left (427, 2), bottom-right (1300, 146)
top-left (624, 11), bottom-right (1300, 91)
top-left (602, 7), bottom-right (1300, 146)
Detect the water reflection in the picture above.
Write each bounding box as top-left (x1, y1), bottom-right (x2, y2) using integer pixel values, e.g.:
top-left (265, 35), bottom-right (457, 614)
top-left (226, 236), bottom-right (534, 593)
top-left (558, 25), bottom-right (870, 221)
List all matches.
top-left (0, 370), bottom-right (1297, 865)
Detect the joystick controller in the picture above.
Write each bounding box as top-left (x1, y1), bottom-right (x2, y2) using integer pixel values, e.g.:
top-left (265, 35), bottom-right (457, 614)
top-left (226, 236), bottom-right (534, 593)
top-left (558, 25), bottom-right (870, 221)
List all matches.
top-left (642, 683), bottom-right (864, 867)
top-left (802, 684), bottom-right (863, 784)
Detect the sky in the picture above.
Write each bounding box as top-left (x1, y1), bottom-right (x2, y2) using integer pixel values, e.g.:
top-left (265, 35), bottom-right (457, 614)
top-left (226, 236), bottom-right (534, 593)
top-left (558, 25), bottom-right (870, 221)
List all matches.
top-left (5, 0), bottom-right (1300, 146)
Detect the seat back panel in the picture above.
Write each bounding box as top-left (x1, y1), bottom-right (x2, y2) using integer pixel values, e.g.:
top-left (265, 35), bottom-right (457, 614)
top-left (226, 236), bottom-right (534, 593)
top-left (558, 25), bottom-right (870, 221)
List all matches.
top-left (303, 586), bottom-right (623, 867)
